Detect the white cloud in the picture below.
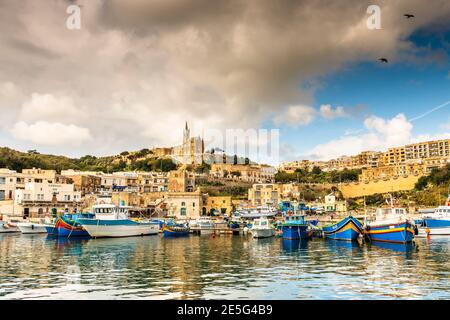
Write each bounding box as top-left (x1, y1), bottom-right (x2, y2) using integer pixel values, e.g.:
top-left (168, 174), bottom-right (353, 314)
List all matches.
top-left (19, 93), bottom-right (85, 124)
top-left (304, 113), bottom-right (414, 160)
top-left (273, 105), bottom-right (316, 127)
top-left (10, 121), bottom-right (92, 147)
top-left (319, 104), bottom-right (348, 120)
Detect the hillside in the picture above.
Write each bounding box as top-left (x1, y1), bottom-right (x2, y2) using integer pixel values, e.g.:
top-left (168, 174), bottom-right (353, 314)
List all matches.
top-left (0, 147), bottom-right (177, 173)
top-left (347, 164), bottom-right (450, 209)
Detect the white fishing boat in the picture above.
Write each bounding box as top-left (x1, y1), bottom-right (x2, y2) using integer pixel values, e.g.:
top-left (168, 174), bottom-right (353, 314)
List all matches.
top-left (418, 195), bottom-right (450, 236)
top-left (189, 217), bottom-right (215, 234)
top-left (17, 222), bottom-right (50, 234)
top-left (77, 204), bottom-right (159, 238)
top-left (250, 217), bottom-right (275, 238)
top-left (0, 221), bottom-right (19, 233)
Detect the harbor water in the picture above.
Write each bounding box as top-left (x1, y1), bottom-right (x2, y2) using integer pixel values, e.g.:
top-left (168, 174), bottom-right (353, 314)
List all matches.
top-left (0, 233), bottom-right (449, 299)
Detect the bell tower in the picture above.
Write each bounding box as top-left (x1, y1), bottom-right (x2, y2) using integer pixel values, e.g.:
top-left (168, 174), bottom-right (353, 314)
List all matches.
top-left (183, 121), bottom-right (190, 146)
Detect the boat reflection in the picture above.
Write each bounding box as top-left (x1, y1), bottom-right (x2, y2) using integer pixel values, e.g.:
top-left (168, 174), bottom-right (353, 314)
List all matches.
top-left (281, 238), bottom-right (308, 252)
top-left (324, 239), bottom-right (362, 250)
top-left (369, 241), bottom-right (416, 253)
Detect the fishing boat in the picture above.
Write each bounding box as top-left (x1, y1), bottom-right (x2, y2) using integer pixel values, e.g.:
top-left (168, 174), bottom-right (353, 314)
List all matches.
top-left (162, 223), bottom-right (190, 237)
top-left (281, 211), bottom-right (310, 240)
top-left (77, 204), bottom-right (159, 238)
top-left (250, 217), bottom-right (275, 238)
top-left (0, 221), bottom-right (19, 233)
top-left (365, 206), bottom-right (415, 244)
top-left (189, 217), bottom-right (215, 234)
top-left (17, 221), bottom-right (51, 234)
top-left (322, 216), bottom-right (363, 241)
top-left (418, 195), bottom-right (450, 236)
top-left (46, 213), bottom-right (94, 237)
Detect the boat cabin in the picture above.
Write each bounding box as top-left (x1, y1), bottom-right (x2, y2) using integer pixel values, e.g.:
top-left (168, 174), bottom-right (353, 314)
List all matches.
top-left (284, 214), bottom-right (306, 225)
top-left (372, 207), bottom-right (408, 223)
top-left (92, 204), bottom-right (130, 220)
top-left (253, 218), bottom-right (269, 227)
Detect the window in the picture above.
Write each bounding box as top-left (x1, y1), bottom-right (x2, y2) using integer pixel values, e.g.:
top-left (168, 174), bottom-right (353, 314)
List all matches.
top-left (180, 208), bottom-right (186, 216)
top-left (193, 202), bottom-right (195, 207)
top-left (181, 202), bottom-right (185, 206)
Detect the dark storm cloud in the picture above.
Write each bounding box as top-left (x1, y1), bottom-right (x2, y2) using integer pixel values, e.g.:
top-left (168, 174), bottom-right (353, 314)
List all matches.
top-left (0, 0), bottom-right (450, 156)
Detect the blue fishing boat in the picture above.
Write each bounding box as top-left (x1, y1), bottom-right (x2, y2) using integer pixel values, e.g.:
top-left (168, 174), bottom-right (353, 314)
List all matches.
top-left (365, 207), bottom-right (415, 244)
top-left (46, 213), bottom-right (95, 237)
top-left (419, 195), bottom-right (450, 236)
top-left (322, 216), bottom-right (363, 241)
top-left (162, 223), bottom-right (190, 237)
top-left (281, 213), bottom-right (310, 240)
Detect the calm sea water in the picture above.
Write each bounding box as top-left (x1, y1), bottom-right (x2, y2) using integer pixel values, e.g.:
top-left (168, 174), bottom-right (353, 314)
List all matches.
top-left (0, 233), bottom-right (449, 300)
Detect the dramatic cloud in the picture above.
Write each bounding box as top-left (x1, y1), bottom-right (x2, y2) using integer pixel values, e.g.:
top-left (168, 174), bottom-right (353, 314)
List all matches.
top-left (10, 121), bottom-right (92, 147)
top-left (1, 0), bottom-right (450, 156)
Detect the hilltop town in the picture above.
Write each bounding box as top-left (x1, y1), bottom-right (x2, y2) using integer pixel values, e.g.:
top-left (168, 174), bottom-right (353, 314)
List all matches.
top-left (1, 123), bottom-right (449, 220)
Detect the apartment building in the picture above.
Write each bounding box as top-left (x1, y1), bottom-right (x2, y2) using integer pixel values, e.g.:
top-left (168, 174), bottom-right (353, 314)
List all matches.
top-left (210, 163), bottom-right (276, 183)
top-left (248, 183), bottom-right (280, 206)
top-left (139, 172), bottom-right (169, 193)
top-left (14, 181), bottom-right (82, 218)
top-left (0, 168), bottom-right (65, 201)
top-left (60, 169), bottom-right (103, 195)
top-left (405, 139), bottom-right (450, 161)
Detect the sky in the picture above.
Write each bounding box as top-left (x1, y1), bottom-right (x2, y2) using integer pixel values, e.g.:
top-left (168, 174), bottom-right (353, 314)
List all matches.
top-left (0, 0), bottom-right (450, 164)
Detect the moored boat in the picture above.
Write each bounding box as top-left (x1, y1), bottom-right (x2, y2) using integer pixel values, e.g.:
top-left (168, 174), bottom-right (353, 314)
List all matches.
top-left (162, 223), bottom-right (190, 237)
top-left (189, 217), bottom-right (215, 234)
top-left (53, 214), bottom-right (93, 237)
top-left (365, 206), bottom-right (415, 244)
top-left (250, 217), bottom-right (275, 238)
top-left (418, 195), bottom-right (450, 236)
top-left (77, 204), bottom-right (159, 238)
top-left (17, 222), bottom-right (50, 234)
top-left (322, 216), bottom-right (363, 241)
top-left (0, 221), bottom-right (19, 233)
top-left (281, 213), bottom-right (310, 240)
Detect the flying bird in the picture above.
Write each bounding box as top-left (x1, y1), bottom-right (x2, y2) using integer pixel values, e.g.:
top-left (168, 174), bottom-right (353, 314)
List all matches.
top-left (379, 58), bottom-right (388, 63)
top-left (404, 14), bottom-right (415, 19)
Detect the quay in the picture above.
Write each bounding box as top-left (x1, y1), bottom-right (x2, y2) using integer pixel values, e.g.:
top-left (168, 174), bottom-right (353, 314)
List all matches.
top-left (190, 225), bottom-right (248, 236)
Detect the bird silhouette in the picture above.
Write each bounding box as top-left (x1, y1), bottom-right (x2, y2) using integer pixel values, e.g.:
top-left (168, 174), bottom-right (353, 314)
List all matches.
top-left (404, 14), bottom-right (415, 19)
top-left (379, 58), bottom-right (388, 63)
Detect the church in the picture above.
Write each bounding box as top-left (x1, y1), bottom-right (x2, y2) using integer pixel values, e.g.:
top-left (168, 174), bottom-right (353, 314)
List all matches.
top-left (171, 122), bottom-right (205, 165)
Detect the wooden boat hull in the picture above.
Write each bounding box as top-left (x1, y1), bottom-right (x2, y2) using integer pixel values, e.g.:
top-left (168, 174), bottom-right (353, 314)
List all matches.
top-left (365, 221), bottom-right (415, 244)
top-left (323, 217), bottom-right (363, 241)
top-left (162, 225), bottom-right (190, 237)
top-left (281, 224), bottom-right (309, 240)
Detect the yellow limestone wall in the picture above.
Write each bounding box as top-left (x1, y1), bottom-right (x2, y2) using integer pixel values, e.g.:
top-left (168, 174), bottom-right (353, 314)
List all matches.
top-left (338, 175), bottom-right (422, 198)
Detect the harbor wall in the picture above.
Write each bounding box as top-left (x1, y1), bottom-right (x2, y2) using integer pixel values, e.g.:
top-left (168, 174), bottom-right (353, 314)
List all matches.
top-left (338, 175), bottom-right (421, 198)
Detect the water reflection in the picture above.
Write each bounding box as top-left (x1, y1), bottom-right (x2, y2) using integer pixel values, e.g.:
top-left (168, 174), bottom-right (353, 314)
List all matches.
top-left (0, 234), bottom-right (449, 299)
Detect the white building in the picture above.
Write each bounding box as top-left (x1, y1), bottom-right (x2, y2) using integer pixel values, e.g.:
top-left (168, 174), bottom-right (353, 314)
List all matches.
top-left (165, 189), bottom-right (202, 219)
top-left (13, 182), bottom-right (82, 218)
top-left (0, 169), bottom-right (19, 201)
